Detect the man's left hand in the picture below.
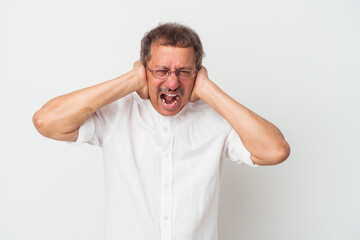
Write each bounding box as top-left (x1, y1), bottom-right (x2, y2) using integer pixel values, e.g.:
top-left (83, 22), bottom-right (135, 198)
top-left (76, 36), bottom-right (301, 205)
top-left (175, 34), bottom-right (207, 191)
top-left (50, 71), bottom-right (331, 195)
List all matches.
top-left (190, 66), bottom-right (211, 102)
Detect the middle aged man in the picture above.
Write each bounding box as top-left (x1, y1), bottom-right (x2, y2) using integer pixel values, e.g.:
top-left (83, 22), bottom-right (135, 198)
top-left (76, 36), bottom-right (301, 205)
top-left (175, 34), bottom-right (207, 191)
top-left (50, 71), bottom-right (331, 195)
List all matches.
top-left (33, 23), bottom-right (290, 240)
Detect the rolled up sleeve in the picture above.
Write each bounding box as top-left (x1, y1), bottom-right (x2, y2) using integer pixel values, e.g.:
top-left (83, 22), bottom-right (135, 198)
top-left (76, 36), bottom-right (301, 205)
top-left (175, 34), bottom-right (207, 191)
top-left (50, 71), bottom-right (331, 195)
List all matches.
top-left (67, 112), bottom-right (102, 146)
top-left (225, 129), bottom-right (259, 167)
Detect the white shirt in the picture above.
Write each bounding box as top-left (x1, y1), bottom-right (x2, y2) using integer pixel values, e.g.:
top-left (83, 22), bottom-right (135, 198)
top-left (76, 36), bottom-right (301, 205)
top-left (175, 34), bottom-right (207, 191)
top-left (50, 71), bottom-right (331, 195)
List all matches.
top-left (71, 93), bottom-right (257, 240)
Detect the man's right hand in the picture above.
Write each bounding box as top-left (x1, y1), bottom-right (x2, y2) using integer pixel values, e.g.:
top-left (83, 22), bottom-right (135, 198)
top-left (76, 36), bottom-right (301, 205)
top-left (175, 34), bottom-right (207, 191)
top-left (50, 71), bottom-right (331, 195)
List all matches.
top-left (133, 61), bottom-right (149, 99)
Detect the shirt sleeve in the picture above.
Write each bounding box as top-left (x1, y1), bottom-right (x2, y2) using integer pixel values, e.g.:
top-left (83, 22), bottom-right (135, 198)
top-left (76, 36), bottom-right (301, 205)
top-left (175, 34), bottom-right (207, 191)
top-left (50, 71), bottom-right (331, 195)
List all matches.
top-left (67, 111), bottom-right (103, 147)
top-left (224, 129), bottom-right (259, 167)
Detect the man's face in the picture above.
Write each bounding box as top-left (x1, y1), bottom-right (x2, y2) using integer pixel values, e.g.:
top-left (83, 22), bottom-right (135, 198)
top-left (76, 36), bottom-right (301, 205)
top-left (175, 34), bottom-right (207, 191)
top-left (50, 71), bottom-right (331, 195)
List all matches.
top-left (146, 41), bottom-right (196, 116)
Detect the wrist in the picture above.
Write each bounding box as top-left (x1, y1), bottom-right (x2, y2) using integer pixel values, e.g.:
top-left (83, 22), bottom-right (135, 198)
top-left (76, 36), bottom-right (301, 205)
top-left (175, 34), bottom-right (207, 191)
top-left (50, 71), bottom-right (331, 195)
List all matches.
top-left (196, 78), bottom-right (216, 102)
top-left (127, 70), bottom-right (144, 92)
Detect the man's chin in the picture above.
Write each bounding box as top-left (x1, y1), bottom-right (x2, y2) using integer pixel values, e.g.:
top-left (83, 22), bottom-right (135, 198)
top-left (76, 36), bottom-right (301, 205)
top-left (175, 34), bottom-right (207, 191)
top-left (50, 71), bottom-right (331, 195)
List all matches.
top-left (156, 104), bottom-right (182, 116)
top-left (149, 98), bottom-right (183, 116)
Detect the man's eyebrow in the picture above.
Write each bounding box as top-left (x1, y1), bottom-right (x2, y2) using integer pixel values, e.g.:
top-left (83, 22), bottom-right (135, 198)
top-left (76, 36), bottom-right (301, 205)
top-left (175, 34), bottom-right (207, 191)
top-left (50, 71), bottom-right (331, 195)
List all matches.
top-left (177, 67), bottom-right (193, 70)
top-left (154, 65), bottom-right (170, 69)
top-left (154, 65), bottom-right (193, 70)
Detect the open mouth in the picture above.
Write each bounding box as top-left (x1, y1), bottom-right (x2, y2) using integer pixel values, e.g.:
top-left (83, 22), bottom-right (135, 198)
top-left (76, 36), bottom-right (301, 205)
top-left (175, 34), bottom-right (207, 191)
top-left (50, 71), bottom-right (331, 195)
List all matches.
top-left (160, 93), bottom-right (180, 106)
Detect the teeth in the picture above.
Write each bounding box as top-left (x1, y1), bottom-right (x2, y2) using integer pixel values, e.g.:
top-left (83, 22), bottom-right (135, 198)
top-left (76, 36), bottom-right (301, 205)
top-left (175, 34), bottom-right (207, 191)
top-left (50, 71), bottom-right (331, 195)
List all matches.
top-left (165, 94), bottom-right (178, 97)
top-left (161, 98), bottom-right (178, 105)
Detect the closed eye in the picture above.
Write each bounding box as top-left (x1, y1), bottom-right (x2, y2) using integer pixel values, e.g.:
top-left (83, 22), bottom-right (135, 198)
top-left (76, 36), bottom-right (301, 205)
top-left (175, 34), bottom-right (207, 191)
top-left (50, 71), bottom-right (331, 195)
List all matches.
top-left (154, 70), bottom-right (169, 76)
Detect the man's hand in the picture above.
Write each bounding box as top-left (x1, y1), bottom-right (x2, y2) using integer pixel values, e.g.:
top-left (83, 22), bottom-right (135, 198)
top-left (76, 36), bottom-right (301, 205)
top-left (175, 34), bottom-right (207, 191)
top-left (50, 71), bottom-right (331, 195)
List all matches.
top-left (133, 61), bottom-right (149, 99)
top-left (190, 66), bottom-right (211, 102)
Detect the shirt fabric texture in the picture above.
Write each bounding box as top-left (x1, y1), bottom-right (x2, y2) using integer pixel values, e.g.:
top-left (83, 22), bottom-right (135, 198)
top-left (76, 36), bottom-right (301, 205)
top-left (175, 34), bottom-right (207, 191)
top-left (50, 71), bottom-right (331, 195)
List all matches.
top-left (71, 92), bottom-right (257, 240)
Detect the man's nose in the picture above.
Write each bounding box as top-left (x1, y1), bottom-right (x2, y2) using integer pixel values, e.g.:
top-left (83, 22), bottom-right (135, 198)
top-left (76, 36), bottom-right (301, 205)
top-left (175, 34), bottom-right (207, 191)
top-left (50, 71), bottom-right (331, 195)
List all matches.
top-left (165, 72), bottom-right (180, 90)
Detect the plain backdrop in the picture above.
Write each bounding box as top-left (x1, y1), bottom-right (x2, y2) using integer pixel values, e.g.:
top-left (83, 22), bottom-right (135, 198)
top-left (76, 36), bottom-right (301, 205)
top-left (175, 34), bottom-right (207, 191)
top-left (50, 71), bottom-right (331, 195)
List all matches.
top-left (1, 0), bottom-right (359, 239)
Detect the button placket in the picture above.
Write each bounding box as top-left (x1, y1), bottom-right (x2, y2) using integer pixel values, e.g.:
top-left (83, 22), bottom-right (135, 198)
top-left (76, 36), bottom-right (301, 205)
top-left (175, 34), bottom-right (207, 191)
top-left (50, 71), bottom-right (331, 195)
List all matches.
top-left (160, 118), bottom-right (173, 240)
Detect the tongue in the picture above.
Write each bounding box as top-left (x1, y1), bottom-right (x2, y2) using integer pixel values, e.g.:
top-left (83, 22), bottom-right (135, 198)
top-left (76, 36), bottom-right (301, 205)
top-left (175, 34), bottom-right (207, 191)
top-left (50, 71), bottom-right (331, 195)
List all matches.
top-left (164, 95), bottom-right (175, 102)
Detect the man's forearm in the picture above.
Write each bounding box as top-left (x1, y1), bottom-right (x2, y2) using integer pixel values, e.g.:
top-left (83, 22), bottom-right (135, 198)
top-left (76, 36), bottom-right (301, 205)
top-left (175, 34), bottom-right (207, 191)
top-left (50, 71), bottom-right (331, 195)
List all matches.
top-left (199, 80), bottom-right (290, 165)
top-left (33, 70), bottom-right (139, 141)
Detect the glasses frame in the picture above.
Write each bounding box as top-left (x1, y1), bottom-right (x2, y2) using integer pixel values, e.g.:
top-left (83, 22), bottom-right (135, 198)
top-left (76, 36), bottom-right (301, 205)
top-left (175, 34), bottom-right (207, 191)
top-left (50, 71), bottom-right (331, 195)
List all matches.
top-left (146, 64), bottom-right (198, 80)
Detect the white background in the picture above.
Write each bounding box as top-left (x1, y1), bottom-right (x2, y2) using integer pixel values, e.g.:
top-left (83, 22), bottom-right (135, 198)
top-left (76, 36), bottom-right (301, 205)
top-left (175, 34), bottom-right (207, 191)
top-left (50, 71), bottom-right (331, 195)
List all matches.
top-left (1, 0), bottom-right (359, 239)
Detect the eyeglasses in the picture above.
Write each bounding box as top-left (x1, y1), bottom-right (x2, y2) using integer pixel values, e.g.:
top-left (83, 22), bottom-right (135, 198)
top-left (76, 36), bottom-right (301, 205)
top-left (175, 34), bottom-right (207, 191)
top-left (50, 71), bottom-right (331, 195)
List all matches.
top-left (146, 65), bottom-right (198, 80)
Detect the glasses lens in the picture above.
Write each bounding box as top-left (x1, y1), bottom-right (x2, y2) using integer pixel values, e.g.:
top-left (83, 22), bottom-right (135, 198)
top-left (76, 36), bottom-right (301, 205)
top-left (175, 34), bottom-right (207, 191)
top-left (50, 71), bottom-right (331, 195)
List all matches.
top-left (177, 69), bottom-right (194, 79)
top-left (154, 69), bottom-right (169, 78)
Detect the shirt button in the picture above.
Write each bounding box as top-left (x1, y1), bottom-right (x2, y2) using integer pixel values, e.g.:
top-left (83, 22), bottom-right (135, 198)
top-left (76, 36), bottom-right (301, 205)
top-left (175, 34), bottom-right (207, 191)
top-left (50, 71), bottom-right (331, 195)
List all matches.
top-left (165, 152), bottom-right (170, 158)
top-left (162, 127), bottom-right (169, 133)
top-left (164, 216), bottom-right (168, 220)
top-left (164, 184), bottom-right (169, 188)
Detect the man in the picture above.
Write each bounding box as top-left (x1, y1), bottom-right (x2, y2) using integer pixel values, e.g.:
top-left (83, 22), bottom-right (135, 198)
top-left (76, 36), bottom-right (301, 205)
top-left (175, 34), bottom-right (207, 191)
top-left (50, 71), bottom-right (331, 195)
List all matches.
top-left (33, 23), bottom-right (290, 240)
